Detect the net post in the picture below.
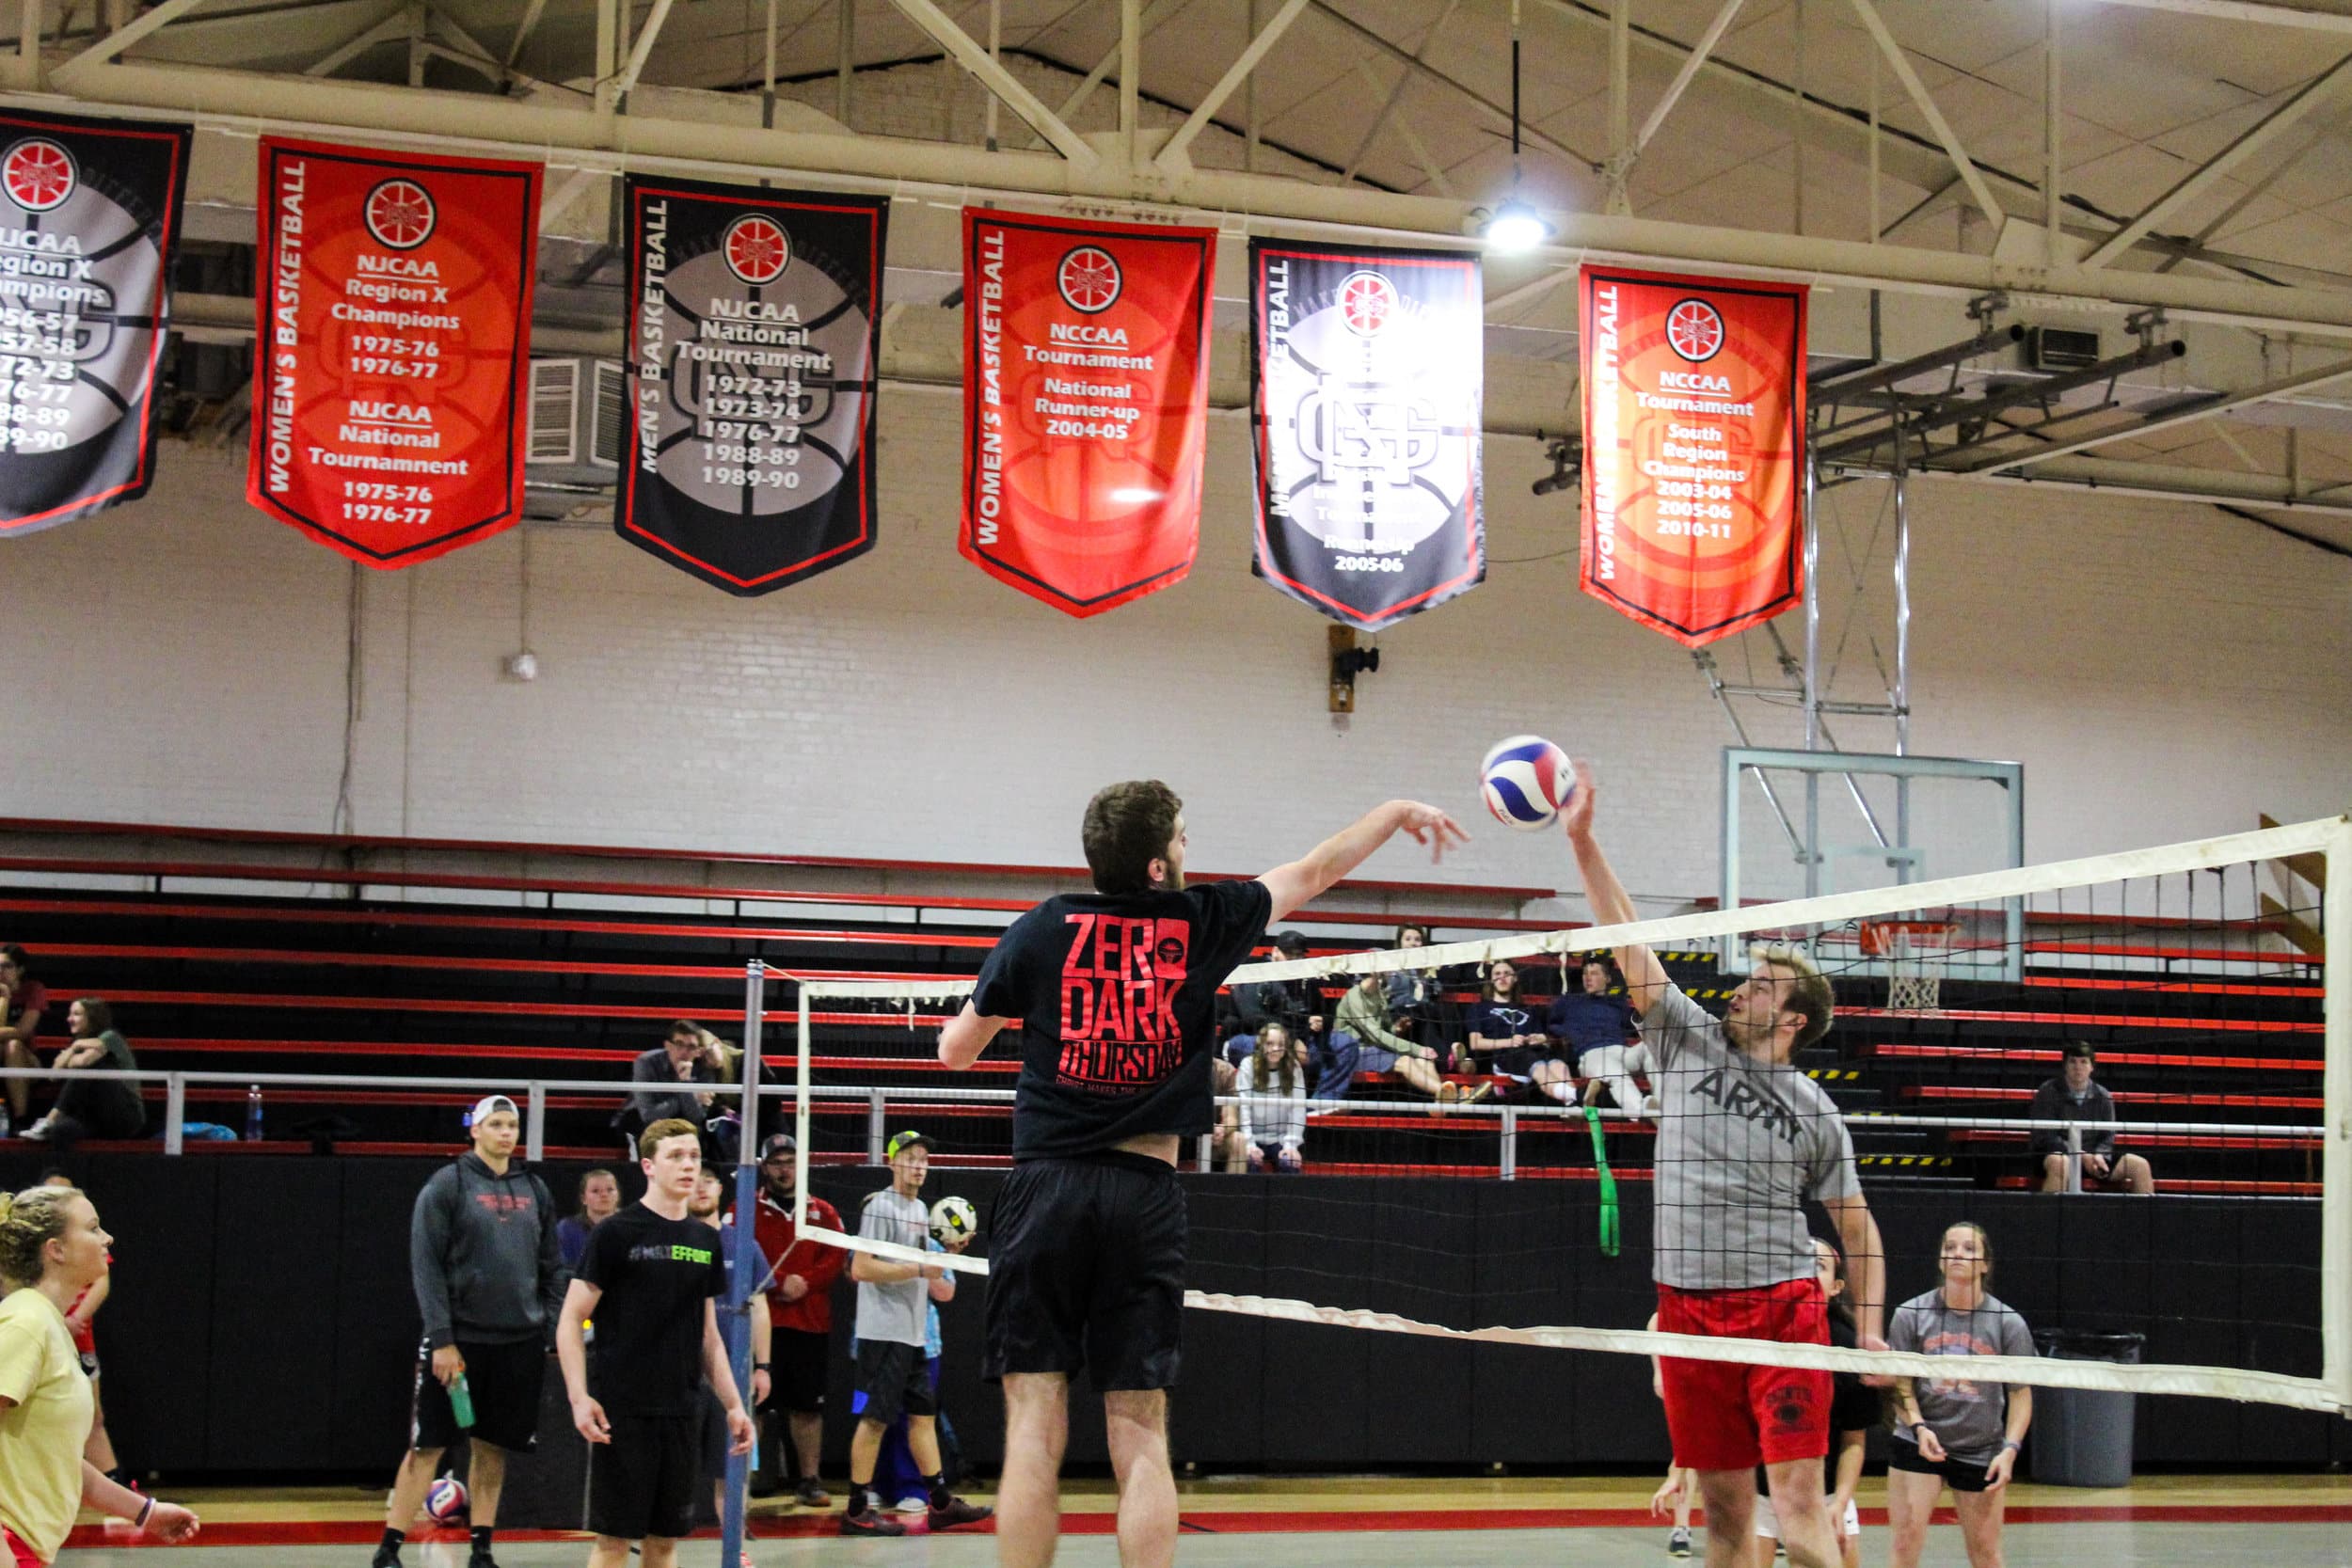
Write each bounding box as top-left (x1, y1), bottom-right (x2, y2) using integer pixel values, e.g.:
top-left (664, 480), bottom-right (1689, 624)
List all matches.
top-left (525, 1082), bottom-right (546, 1164)
top-left (1500, 1105), bottom-right (1518, 1180)
top-left (2322, 820), bottom-right (2352, 1411)
top-left (722, 959), bottom-right (767, 1568)
top-left (164, 1072), bottom-right (185, 1156)
top-left (793, 982), bottom-right (812, 1228)
top-left (1197, 1132), bottom-right (1213, 1171)
top-left (2063, 1122), bottom-right (2082, 1195)
top-left (868, 1088), bottom-right (887, 1164)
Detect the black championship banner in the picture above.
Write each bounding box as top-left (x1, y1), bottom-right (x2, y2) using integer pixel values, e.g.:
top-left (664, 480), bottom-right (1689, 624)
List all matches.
top-left (1248, 240), bottom-right (1484, 629)
top-left (0, 111), bottom-right (190, 540)
top-left (620, 177), bottom-right (887, 594)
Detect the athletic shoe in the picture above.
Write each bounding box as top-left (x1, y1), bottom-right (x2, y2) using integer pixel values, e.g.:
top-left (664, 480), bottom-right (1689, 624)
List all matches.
top-left (793, 1478), bottom-right (832, 1508)
top-left (1462, 1083), bottom-right (1495, 1105)
top-left (371, 1547), bottom-right (402, 1568)
top-left (1666, 1526), bottom-right (1692, 1558)
top-left (839, 1511), bottom-right (905, 1537)
top-left (894, 1496), bottom-right (928, 1514)
top-left (928, 1497), bottom-right (994, 1531)
top-left (467, 1551), bottom-right (501, 1568)
top-left (1431, 1081), bottom-right (1463, 1115)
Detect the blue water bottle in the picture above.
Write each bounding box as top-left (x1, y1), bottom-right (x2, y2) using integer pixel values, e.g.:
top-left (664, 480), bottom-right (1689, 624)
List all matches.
top-left (246, 1084), bottom-right (263, 1143)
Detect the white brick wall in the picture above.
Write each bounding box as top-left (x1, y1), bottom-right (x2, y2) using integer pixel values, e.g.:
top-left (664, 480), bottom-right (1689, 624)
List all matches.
top-left (5, 403), bottom-right (2348, 907)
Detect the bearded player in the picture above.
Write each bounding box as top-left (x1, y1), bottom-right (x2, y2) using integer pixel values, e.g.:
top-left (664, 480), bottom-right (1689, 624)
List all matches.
top-left (939, 782), bottom-right (1465, 1568)
top-left (1562, 761), bottom-right (1885, 1568)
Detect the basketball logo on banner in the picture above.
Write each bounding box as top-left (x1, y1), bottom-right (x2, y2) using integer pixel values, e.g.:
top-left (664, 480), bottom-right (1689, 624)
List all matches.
top-left (617, 175), bottom-right (886, 595)
top-left (1248, 239), bottom-right (1485, 630)
top-left (958, 208), bottom-right (1216, 618)
top-left (1579, 265), bottom-right (1806, 647)
top-left (0, 110), bottom-right (192, 541)
top-left (247, 138), bottom-right (541, 568)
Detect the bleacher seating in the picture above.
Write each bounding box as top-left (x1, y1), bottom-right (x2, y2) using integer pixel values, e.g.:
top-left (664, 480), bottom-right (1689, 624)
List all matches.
top-left (0, 820), bottom-right (2325, 1196)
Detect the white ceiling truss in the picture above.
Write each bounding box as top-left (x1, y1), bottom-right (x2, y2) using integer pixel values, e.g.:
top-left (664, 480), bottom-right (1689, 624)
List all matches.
top-left (11, 0), bottom-right (2352, 545)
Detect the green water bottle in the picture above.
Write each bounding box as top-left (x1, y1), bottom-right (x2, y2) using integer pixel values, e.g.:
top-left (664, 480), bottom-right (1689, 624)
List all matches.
top-left (450, 1370), bottom-right (476, 1431)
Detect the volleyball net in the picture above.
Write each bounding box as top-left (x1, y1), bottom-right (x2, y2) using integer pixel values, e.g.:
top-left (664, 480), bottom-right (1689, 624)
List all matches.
top-left (785, 814), bottom-right (2348, 1416)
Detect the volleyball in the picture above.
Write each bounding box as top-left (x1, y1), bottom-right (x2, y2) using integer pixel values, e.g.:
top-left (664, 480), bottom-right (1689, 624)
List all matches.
top-left (930, 1194), bottom-right (978, 1245)
top-left (423, 1477), bottom-right (469, 1526)
top-left (1480, 735), bottom-right (1572, 831)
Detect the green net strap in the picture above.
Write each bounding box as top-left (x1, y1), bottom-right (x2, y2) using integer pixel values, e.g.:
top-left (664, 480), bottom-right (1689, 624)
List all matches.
top-left (1584, 1105), bottom-right (1620, 1258)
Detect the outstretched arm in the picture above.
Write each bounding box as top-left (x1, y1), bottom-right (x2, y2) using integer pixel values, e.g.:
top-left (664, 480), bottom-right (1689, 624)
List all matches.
top-left (1559, 763), bottom-right (1670, 1017)
top-left (1259, 800), bottom-right (1468, 925)
top-left (1822, 1194), bottom-right (1887, 1347)
top-left (939, 1006), bottom-right (1011, 1070)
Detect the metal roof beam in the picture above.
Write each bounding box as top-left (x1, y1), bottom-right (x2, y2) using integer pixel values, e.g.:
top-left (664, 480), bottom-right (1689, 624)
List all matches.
top-left (2083, 48), bottom-right (2352, 267)
top-left (1312, 0), bottom-right (1599, 169)
top-left (883, 0), bottom-right (1098, 165)
top-left (1159, 0), bottom-right (1311, 168)
top-left (2085, 0), bottom-right (2352, 34)
top-left (1842, 0), bottom-right (2004, 228)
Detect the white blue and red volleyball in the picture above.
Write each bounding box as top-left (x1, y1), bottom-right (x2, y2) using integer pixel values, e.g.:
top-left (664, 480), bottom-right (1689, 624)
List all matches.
top-left (1480, 735), bottom-right (1572, 831)
top-left (424, 1477), bottom-right (469, 1526)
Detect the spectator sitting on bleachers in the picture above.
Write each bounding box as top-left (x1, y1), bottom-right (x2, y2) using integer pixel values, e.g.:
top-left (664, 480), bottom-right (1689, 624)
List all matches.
top-left (1548, 957), bottom-right (1656, 1117)
top-left (20, 1000), bottom-right (144, 1148)
top-left (1236, 1024), bottom-right (1311, 1172)
top-left (1209, 1058), bottom-right (1247, 1173)
top-left (629, 1019), bottom-right (728, 1147)
top-left (2030, 1042), bottom-right (2153, 1195)
top-left (0, 942), bottom-right (49, 1131)
top-left (1459, 959), bottom-right (1578, 1107)
top-left (1227, 932), bottom-right (1355, 1103)
top-left (1384, 923), bottom-right (1454, 1052)
top-left (557, 1168), bottom-right (622, 1269)
top-left (1333, 969), bottom-right (1489, 1110)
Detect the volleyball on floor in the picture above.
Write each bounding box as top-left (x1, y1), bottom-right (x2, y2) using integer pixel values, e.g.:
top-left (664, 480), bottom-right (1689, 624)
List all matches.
top-left (1481, 735), bottom-right (1572, 830)
top-left (930, 1195), bottom-right (977, 1244)
top-left (424, 1477), bottom-right (468, 1525)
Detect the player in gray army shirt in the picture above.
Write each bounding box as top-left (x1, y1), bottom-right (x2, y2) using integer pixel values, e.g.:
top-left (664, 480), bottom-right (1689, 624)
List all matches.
top-left (1562, 759), bottom-right (1886, 1568)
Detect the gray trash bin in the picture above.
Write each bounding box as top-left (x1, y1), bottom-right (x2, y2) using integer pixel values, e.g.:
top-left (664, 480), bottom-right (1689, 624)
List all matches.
top-left (2029, 1329), bottom-right (2143, 1487)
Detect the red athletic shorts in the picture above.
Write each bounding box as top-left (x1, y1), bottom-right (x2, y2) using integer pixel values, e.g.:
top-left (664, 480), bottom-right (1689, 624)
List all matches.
top-left (1656, 1277), bottom-right (1831, 1473)
top-left (2, 1524), bottom-right (43, 1568)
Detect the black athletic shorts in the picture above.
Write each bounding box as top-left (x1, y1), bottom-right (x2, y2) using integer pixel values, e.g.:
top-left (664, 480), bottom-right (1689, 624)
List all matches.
top-left (698, 1387), bottom-right (733, 1484)
top-left (851, 1338), bottom-right (936, 1428)
top-left (1486, 1046), bottom-right (1568, 1079)
top-left (589, 1411), bottom-right (702, 1541)
top-left (771, 1326), bottom-right (830, 1414)
top-left (410, 1335), bottom-right (546, 1453)
top-left (983, 1150), bottom-right (1185, 1390)
top-left (1887, 1433), bottom-right (1995, 1493)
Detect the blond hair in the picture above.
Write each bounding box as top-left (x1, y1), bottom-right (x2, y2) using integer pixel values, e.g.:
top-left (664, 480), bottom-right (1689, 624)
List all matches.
top-left (1751, 943), bottom-right (1835, 1048)
top-left (0, 1184), bottom-right (80, 1288)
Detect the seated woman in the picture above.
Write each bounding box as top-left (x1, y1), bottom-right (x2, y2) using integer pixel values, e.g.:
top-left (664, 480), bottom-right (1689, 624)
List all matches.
top-left (1235, 1022), bottom-right (1311, 1172)
top-left (1333, 970), bottom-right (1489, 1111)
top-left (1383, 924), bottom-right (1454, 1053)
top-left (1457, 959), bottom-right (1577, 1107)
top-left (23, 999), bottom-right (144, 1147)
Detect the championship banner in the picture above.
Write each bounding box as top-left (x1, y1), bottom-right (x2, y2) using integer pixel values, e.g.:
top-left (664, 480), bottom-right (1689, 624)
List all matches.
top-left (249, 138), bottom-right (541, 567)
top-left (0, 110), bottom-right (190, 540)
top-left (960, 208), bottom-right (1215, 617)
top-left (1579, 265), bottom-right (1806, 646)
top-left (619, 177), bottom-right (886, 594)
top-left (1248, 239), bottom-right (1484, 630)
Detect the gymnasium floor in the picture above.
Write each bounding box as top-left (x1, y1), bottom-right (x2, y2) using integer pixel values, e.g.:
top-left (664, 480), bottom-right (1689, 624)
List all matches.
top-left (53, 1474), bottom-right (2352, 1565)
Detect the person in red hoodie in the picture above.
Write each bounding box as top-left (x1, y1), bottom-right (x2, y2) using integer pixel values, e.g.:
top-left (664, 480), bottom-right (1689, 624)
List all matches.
top-left (741, 1133), bottom-right (847, 1508)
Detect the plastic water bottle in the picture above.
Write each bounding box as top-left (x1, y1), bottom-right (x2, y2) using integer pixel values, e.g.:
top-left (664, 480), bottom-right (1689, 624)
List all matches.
top-left (450, 1370), bottom-right (476, 1430)
top-left (246, 1085), bottom-right (263, 1143)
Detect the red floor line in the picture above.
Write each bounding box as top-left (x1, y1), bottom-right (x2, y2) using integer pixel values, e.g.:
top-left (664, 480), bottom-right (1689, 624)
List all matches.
top-left (63, 1499), bottom-right (2352, 1547)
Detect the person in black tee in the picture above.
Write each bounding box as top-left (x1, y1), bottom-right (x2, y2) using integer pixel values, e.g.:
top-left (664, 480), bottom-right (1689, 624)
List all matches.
top-left (939, 780), bottom-right (1465, 1568)
top-left (557, 1118), bottom-right (752, 1568)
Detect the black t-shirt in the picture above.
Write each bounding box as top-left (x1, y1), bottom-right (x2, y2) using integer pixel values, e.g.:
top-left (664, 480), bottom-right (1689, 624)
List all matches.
top-left (577, 1202), bottom-right (723, 1416)
top-left (972, 879), bottom-right (1273, 1159)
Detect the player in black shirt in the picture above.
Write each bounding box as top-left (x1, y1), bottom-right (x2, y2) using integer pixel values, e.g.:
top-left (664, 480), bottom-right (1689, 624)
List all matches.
top-left (940, 781), bottom-right (1465, 1568)
top-left (556, 1118), bottom-right (753, 1568)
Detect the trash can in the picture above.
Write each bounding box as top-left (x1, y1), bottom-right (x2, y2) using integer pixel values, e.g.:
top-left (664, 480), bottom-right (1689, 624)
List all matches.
top-left (2030, 1329), bottom-right (2143, 1487)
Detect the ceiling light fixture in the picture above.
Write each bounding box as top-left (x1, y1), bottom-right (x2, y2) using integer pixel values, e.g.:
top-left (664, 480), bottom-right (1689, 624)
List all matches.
top-left (1480, 0), bottom-right (1554, 255)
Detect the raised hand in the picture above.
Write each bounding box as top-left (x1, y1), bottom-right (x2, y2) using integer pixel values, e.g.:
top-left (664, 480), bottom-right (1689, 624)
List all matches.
top-left (1394, 801), bottom-right (1470, 863)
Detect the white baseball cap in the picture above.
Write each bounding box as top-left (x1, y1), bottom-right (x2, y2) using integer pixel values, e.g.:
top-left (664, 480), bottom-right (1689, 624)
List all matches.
top-left (469, 1094), bottom-right (520, 1127)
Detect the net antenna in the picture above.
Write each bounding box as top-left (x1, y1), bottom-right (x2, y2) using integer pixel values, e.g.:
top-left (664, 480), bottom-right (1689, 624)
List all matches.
top-left (1859, 915), bottom-right (1961, 1013)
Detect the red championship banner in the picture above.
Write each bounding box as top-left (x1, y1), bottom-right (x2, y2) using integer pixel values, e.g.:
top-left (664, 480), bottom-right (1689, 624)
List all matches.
top-left (960, 208), bottom-right (1214, 617)
top-left (249, 139), bottom-right (540, 566)
top-left (1580, 265), bottom-right (1805, 646)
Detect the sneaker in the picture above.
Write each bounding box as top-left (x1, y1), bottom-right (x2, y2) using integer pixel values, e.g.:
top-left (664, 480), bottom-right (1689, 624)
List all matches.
top-left (927, 1497), bottom-right (993, 1531)
top-left (1667, 1526), bottom-right (1692, 1558)
top-left (1462, 1083), bottom-right (1495, 1105)
top-left (894, 1496), bottom-right (928, 1514)
top-left (839, 1511), bottom-right (905, 1538)
top-left (793, 1478), bottom-right (832, 1508)
top-left (467, 1552), bottom-right (501, 1568)
top-left (371, 1548), bottom-right (402, 1568)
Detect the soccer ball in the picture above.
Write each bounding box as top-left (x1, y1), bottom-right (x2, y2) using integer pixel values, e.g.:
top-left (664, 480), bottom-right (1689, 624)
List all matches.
top-left (1480, 735), bottom-right (1572, 831)
top-left (930, 1195), bottom-right (977, 1245)
top-left (424, 1476), bottom-right (469, 1526)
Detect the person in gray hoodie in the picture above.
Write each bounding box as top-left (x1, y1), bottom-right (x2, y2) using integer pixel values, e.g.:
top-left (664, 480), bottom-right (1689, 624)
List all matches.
top-left (373, 1095), bottom-right (566, 1568)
